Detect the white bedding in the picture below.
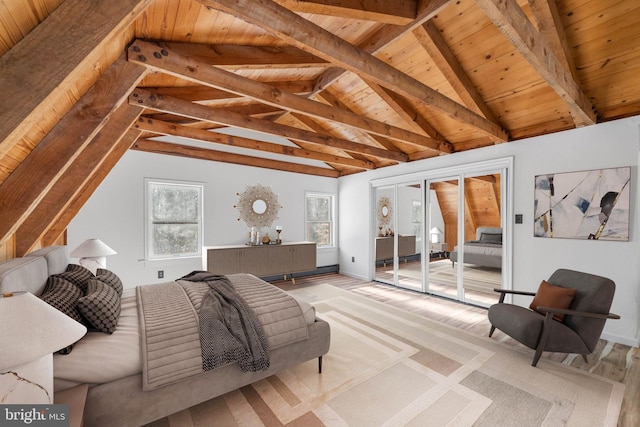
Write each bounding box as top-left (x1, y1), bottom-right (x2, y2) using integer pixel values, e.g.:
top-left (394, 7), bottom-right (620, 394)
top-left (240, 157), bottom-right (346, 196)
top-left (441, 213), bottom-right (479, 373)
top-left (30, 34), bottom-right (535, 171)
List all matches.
top-left (53, 286), bottom-right (316, 392)
top-left (53, 288), bottom-right (141, 391)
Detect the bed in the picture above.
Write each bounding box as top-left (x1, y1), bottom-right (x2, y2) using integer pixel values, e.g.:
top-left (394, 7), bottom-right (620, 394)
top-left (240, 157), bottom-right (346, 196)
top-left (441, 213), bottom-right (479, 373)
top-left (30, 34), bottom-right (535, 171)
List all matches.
top-left (450, 227), bottom-right (502, 269)
top-left (0, 245), bottom-right (330, 426)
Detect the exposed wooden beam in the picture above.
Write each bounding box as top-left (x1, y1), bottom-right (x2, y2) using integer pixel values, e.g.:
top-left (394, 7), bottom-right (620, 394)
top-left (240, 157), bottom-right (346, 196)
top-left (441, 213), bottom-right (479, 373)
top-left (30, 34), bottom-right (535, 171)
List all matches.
top-left (135, 118), bottom-right (376, 169)
top-left (15, 103), bottom-right (144, 255)
top-left (475, 0), bottom-right (596, 125)
top-left (0, 0), bottom-right (150, 162)
top-left (273, 0), bottom-right (417, 25)
top-left (129, 40), bottom-right (447, 153)
top-left (0, 56), bottom-right (148, 244)
top-left (146, 80), bottom-right (317, 102)
top-left (129, 88), bottom-right (409, 162)
top-left (413, 21), bottom-right (500, 125)
top-left (197, 0), bottom-right (508, 142)
top-left (132, 139), bottom-right (340, 178)
top-left (150, 42), bottom-right (329, 70)
top-left (41, 129), bottom-right (143, 247)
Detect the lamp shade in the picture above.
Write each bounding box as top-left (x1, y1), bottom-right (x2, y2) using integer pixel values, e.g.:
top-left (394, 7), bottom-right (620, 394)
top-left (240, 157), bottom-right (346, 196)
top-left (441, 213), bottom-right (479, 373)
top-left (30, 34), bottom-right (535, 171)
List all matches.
top-left (70, 238), bottom-right (117, 258)
top-left (0, 292), bottom-right (87, 372)
top-left (430, 227), bottom-right (443, 243)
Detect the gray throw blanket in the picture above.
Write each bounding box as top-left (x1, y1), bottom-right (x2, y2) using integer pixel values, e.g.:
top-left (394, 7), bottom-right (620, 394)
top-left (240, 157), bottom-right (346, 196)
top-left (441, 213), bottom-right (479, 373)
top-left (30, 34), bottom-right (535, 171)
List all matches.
top-left (179, 271), bottom-right (270, 372)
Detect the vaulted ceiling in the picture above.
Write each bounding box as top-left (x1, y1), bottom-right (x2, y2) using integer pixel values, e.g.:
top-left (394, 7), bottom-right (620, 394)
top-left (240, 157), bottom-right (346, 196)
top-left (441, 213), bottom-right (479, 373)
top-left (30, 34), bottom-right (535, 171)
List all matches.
top-left (1, 0), bottom-right (639, 257)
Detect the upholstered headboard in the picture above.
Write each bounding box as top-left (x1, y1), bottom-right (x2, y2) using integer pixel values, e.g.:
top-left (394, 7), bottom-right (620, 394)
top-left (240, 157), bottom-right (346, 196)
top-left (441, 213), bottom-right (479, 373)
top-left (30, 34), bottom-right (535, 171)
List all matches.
top-left (475, 227), bottom-right (503, 243)
top-left (0, 246), bottom-right (69, 295)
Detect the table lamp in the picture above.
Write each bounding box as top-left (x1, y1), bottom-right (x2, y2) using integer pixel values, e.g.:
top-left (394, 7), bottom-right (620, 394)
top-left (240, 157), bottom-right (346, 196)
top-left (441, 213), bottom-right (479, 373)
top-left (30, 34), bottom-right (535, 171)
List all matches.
top-left (70, 238), bottom-right (117, 274)
top-left (430, 227), bottom-right (443, 243)
top-left (0, 291), bottom-right (87, 403)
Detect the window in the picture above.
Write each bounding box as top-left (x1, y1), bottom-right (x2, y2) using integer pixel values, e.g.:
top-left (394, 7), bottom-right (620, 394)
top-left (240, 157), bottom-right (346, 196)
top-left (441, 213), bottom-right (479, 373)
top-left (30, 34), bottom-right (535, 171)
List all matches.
top-left (146, 179), bottom-right (203, 259)
top-left (305, 192), bottom-right (335, 247)
top-left (412, 200), bottom-right (422, 237)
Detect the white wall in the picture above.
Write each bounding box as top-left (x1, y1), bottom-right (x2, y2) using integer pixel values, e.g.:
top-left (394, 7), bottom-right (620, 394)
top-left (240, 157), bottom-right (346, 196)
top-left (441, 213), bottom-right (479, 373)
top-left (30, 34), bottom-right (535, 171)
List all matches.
top-left (68, 150), bottom-right (338, 288)
top-left (338, 116), bottom-right (640, 347)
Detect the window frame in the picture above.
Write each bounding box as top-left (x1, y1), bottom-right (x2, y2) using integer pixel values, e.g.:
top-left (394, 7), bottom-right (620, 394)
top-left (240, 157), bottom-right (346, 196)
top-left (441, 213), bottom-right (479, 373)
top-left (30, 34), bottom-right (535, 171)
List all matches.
top-left (145, 178), bottom-right (204, 260)
top-left (304, 191), bottom-right (337, 248)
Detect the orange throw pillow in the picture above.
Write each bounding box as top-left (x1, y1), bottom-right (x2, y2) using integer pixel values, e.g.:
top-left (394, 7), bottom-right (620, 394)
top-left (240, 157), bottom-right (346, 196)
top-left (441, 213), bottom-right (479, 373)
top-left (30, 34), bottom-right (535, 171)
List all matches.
top-left (529, 280), bottom-right (577, 321)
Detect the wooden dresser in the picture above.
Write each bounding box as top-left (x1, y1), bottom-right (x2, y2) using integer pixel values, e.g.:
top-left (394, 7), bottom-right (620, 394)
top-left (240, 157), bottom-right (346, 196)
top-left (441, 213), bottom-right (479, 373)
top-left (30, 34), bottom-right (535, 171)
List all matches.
top-left (204, 241), bottom-right (316, 279)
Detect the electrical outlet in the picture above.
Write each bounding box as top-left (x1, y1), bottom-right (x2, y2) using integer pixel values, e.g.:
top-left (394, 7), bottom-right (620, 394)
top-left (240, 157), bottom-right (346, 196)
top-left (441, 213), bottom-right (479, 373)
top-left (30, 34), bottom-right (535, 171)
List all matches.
top-left (351, 256), bottom-right (355, 262)
top-left (158, 270), bottom-right (164, 279)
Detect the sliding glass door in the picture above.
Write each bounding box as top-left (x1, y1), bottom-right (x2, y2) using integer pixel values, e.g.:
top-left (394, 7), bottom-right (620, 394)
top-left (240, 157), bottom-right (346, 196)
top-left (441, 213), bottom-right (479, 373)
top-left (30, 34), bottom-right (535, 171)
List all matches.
top-left (373, 182), bottom-right (423, 291)
top-left (371, 157), bottom-right (512, 306)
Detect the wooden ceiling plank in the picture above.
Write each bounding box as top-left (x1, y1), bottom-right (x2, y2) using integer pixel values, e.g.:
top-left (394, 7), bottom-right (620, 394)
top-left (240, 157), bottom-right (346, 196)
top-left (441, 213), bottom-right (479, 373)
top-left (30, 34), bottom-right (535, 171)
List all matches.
top-left (0, 56), bottom-right (148, 244)
top-left (41, 128), bottom-right (143, 247)
top-left (135, 118), bottom-right (375, 169)
top-left (129, 39), bottom-right (446, 152)
top-left (0, 0), bottom-right (150, 160)
top-left (272, 0), bottom-right (417, 25)
top-left (475, 0), bottom-right (596, 125)
top-left (413, 21), bottom-right (500, 125)
top-left (15, 103), bottom-right (144, 256)
top-left (197, 0), bottom-right (508, 142)
top-left (132, 139), bottom-right (340, 178)
top-left (130, 88), bottom-right (409, 162)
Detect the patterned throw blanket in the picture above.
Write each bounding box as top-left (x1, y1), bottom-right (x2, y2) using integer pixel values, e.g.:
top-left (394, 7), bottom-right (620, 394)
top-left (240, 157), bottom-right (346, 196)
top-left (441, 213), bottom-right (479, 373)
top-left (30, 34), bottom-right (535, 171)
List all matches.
top-left (137, 273), bottom-right (308, 391)
top-left (179, 271), bottom-right (269, 372)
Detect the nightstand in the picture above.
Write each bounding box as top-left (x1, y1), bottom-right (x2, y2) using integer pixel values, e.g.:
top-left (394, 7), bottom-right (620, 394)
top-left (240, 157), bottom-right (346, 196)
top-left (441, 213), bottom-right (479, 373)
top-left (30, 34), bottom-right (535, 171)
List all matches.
top-left (55, 383), bottom-right (89, 427)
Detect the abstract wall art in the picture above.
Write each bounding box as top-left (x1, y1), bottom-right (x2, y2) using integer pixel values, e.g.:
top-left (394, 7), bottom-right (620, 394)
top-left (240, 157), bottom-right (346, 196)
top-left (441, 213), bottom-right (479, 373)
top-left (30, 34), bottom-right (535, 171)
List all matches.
top-left (534, 166), bottom-right (630, 241)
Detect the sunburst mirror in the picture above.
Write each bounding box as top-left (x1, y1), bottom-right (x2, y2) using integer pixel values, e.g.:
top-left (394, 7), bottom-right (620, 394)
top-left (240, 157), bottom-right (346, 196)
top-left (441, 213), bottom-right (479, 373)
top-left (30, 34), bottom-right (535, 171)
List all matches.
top-left (235, 183), bottom-right (281, 229)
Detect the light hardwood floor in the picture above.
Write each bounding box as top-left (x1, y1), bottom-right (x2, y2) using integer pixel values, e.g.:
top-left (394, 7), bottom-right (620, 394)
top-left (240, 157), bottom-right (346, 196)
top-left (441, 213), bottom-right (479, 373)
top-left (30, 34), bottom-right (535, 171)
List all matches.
top-left (274, 272), bottom-right (639, 427)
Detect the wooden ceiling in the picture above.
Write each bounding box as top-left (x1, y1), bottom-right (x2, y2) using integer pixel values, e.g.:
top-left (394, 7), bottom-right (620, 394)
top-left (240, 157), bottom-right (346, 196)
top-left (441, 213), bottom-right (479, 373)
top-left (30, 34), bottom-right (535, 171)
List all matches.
top-left (1, 0), bottom-right (640, 256)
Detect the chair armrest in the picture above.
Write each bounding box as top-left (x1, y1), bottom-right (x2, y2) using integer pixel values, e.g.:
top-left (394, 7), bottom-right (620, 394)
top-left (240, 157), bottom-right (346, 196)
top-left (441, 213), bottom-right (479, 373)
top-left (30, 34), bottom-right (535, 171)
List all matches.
top-left (493, 288), bottom-right (536, 296)
top-left (493, 288), bottom-right (536, 303)
top-left (535, 306), bottom-right (621, 320)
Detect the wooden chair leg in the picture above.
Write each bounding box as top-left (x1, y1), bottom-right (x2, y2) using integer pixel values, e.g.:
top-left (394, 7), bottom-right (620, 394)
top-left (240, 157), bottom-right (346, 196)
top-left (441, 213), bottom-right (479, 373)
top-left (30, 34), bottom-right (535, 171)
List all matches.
top-left (318, 355), bottom-right (323, 374)
top-left (489, 326), bottom-right (496, 337)
top-left (533, 313), bottom-right (554, 367)
top-left (581, 354), bottom-right (588, 363)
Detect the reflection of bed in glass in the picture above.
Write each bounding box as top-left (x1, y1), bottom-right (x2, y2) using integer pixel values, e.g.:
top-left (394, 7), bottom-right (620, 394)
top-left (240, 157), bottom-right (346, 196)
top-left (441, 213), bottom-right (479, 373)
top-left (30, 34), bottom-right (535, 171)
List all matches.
top-left (450, 227), bottom-right (502, 269)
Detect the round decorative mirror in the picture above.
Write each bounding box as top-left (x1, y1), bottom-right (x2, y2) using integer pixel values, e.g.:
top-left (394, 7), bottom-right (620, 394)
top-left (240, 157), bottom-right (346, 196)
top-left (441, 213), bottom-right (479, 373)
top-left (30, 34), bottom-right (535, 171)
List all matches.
top-left (235, 183), bottom-right (281, 229)
top-left (376, 196), bottom-right (392, 235)
top-left (252, 199), bottom-right (267, 214)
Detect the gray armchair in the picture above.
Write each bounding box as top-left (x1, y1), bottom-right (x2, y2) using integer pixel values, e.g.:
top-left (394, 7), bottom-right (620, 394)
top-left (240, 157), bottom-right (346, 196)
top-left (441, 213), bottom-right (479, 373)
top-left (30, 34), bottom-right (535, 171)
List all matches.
top-left (488, 269), bottom-right (620, 367)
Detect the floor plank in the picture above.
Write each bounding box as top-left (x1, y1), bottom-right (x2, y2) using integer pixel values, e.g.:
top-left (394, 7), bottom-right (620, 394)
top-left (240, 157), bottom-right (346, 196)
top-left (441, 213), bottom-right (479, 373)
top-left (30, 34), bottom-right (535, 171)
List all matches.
top-left (274, 272), bottom-right (638, 427)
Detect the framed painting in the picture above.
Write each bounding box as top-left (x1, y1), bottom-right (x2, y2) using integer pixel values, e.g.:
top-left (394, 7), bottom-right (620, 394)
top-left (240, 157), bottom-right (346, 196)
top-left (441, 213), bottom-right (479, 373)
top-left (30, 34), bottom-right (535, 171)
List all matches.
top-left (534, 166), bottom-right (630, 241)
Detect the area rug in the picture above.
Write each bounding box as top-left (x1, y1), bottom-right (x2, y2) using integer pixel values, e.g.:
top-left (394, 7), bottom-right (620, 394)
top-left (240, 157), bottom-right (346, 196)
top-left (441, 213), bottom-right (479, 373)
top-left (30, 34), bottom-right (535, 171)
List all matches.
top-left (146, 283), bottom-right (624, 427)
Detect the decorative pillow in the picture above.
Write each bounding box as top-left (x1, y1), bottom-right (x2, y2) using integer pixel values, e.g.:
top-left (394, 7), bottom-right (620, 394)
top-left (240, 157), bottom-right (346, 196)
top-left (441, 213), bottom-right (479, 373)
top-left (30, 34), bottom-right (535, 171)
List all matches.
top-left (529, 280), bottom-right (577, 321)
top-left (40, 277), bottom-right (85, 354)
top-left (479, 232), bottom-right (502, 244)
top-left (96, 268), bottom-right (123, 296)
top-left (77, 278), bottom-right (121, 334)
top-left (49, 264), bottom-right (94, 294)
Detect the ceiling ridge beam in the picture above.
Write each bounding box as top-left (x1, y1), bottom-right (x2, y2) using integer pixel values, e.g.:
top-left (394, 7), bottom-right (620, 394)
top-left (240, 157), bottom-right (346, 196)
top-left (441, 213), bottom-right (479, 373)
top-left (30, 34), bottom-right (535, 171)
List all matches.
top-left (132, 139), bottom-right (341, 178)
top-left (135, 118), bottom-right (376, 169)
top-left (129, 40), bottom-right (448, 153)
top-left (475, 0), bottom-right (596, 125)
top-left (129, 88), bottom-right (408, 162)
top-left (196, 0), bottom-right (507, 142)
